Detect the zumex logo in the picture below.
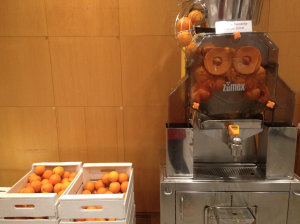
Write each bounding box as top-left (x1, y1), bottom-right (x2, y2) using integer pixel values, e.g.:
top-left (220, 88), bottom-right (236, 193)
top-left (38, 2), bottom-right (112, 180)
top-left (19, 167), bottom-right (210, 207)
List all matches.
top-left (223, 82), bottom-right (245, 92)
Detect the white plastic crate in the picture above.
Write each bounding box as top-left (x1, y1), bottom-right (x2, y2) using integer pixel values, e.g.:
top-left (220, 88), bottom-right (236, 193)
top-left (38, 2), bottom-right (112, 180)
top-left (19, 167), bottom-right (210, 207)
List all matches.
top-left (58, 163), bottom-right (134, 220)
top-left (0, 162), bottom-right (82, 220)
top-left (0, 188), bottom-right (10, 194)
top-left (60, 195), bottom-right (135, 223)
top-left (0, 219), bottom-right (59, 224)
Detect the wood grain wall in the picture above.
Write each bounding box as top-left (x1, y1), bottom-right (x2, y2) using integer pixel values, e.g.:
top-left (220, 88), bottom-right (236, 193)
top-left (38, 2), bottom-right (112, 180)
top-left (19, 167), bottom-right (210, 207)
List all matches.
top-left (0, 0), bottom-right (300, 213)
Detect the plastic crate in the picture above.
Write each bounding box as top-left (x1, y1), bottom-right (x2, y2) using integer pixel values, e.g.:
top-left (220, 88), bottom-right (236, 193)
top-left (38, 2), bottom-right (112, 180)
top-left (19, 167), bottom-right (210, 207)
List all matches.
top-left (0, 188), bottom-right (10, 194)
top-left (58, 163), bottom-right (134, 220)
top-left (60, 195), bottom-right (135, 223)
top-left (0, 220), bottom-right (59, 224)
top-left (0, 162), bottom-right (82, 220)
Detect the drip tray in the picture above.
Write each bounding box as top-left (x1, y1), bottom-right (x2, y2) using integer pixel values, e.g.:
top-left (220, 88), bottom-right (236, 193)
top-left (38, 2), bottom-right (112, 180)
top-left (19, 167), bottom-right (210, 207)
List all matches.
top-left (194, 164), bottom-right (263, 180)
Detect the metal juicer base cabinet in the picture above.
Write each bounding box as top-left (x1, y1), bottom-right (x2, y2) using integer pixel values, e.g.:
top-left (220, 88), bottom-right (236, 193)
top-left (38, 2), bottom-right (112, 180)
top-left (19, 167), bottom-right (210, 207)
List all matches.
top-left (160, 171), bottom-right (300, 224)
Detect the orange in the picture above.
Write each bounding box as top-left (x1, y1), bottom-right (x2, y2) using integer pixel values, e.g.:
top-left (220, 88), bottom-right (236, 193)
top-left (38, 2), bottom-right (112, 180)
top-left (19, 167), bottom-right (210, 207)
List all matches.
top-left (108, 218), bottom-right (116, 221)
top-left (92, 190), bottom-right (97, 194)
top-left (109, 182), bottom-right (121, 193)
top-left (57, 190), bottom-right (65, 198)
top-left (49, 174), bottom-right (61, 186)
top-left (123, 192), bottom-right (126, 198)
top-left (176, 17), bottom-right (192, 31)
top-left (188, 10), bottom-right (204, 25)
top-left (25, 183), bottom-right (31, 188)
top-left (61, 171), bottom-right (71, 179)
top-left (121, 181), bottom-right (128, 193)
top-left (244, 88), bottom-right (261, 101)
top-left (82, 206), bottom-right (87, 209)
top-left (95, 218), bottom-right (106, 221)
top-left (186, 42), bottom-right (202, 58)
top-left (87, 206), bottom-right (97, 209)
top-left (41, 183), bottom-right (53, 193)
top-left (31, 180), bottom-right (42, 193)
top-left (198, 88), bottom-right (212, 101)
top-left (118, 173), bottom-right (129, 183)
top-left (61, 182), bottom-right (71, 191)
top-left (85, 219), bottom-right (96, 221)
top-left (75, 219), bottom-right (86, 222)
top-left (28, 173), bottom-right (37, 182)
top-left (102, 173), bottom-right (110, 185)
top-left (19, 188), bottom-right (26, 193)
top-left (29, 175), bottom-right (41, 183)
top-left (69, 177), bottom-right (74, 182)
top-left (42, 170), bottom-right (53, 179)
top-left (105, 191), bottom-right (113, 194)
top-left (53, 166), bottom-right (64, 177)
top-left (23, 187), bottom-right (35, 193)
top-left (95, 180), bottom-right (105, 190)
top-left (177, 31), bottom-right (192, 47)
top-left (109, 171), bottom-right (119, 182)
top-left (81, 190), bottom-right (91, 194)
top-left (41, 179), bottom-right (49, 185)
top-left (84, 181), bottom-right (95, 192)
top-left (96, 206), bottom-right (102, 209)
top-left (34, 165), bottom-right (46, 176)
top-left (69, 172), bottom-right (78, 178)
top-left (53, 183), bottom-right (62, 193)
top-left (97, 187), bottom-right (107, 194)
top-left (61, 178), bottom-right (70, 184)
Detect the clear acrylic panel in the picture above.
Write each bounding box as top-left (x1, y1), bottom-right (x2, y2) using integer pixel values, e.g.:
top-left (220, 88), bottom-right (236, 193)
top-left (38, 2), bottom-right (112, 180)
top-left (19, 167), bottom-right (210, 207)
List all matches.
top-left (189, 32), bottom-right (279, 119)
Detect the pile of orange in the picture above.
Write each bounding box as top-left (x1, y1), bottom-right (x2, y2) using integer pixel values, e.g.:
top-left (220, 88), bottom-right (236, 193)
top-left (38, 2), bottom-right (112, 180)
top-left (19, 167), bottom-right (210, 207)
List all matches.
top-left (19, 165), bottom-right (77, 199)
top-left (176, 9), bottom-right (206, 49)
top-left (75, 210), bottom-right (116, 222)
top-left (81, 171), bottom-right (129, 197)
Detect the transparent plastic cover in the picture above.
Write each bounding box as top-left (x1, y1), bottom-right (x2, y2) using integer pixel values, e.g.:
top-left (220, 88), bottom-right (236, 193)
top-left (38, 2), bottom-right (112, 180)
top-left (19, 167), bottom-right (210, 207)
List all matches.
top-left (190, 32), bottom-right (278, 119)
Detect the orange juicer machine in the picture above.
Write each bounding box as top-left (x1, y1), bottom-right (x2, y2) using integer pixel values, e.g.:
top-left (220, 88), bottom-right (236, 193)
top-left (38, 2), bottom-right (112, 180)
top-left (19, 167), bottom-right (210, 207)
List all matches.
top-left (160, 1), bottom-right (300, 224)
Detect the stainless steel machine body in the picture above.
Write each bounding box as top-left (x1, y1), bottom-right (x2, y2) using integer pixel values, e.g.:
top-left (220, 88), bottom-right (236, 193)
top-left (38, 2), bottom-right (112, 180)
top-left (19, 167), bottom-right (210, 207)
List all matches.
top-left (164, 118), bottom-right (300, 223)
top-left (162, 1), bottom-right (300, 223)
top-left (161, 168), bottom-right (300, 224)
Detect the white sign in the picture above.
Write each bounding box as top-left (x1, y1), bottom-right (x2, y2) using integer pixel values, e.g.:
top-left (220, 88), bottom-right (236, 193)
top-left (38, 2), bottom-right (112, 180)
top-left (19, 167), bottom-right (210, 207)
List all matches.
top-left (215, 21), bottom-right (253, 34)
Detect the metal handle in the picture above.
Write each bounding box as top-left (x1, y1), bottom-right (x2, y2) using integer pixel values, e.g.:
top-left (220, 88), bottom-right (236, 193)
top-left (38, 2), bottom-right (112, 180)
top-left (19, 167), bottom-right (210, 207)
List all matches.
top-left (181, 195), bottom-right (184, 220)
top-left (293, 191), bottom-right (300, 196)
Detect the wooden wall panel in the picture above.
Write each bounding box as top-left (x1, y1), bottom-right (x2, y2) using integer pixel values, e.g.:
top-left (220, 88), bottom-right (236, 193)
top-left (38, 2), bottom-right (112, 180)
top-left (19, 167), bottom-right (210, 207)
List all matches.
top-left (0, 37), bottom-right (54, 106)
top-left (252, 0), bottom-right (270, 32)
top-left (121, 36), bottom-right (181, 107)
top-left (57, 107), bottom-right (88, 163)
top-left (119, 0), bottom-right (181, 36)
top-left (269, 0), bottom-right (300, 32)
top-left (268, 32), bottom-right (300, 104)
top-left (85, 107), bottom-right (122, 163)
top-left (49, 37), bottom-right (122, 106)
top-left (45, 0), bottom-right (119, 37)
top-left (0, 107), bottom-right (59, 186)
top-left (134, 169), bottom-right (160, 212)
top-left (123, 107), bottom-right (167, 212)
top-left (0, 170), bottom-right (29, 187)
top-left (0, 0), bottom-right (47, 36)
